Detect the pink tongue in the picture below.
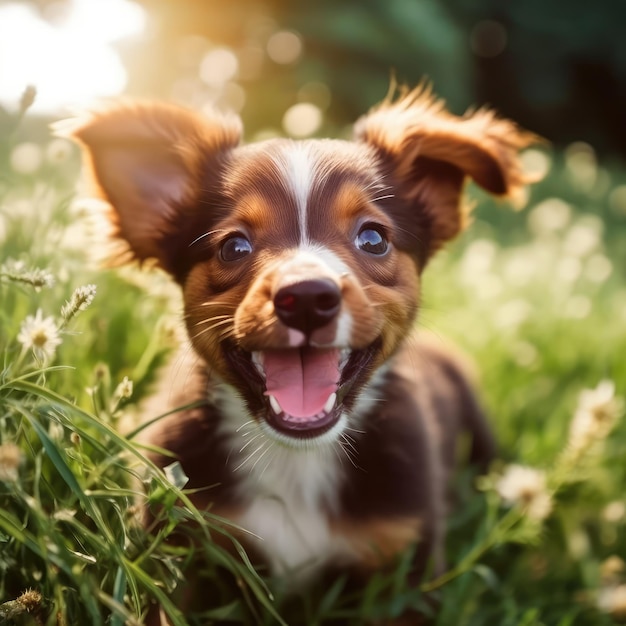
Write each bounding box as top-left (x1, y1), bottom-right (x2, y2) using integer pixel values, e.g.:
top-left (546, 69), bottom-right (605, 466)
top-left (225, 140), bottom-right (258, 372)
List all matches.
top-left (263, 348), bottom-right (340, 419)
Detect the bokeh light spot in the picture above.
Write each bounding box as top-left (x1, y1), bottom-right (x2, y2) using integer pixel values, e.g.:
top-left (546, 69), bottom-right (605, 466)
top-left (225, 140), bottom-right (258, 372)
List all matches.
top-left (527, 198), bottom-right (572, 236)
top-left (282, 103), bottom-right (323, 138)
top-left (556, 256), bottom-right (582, 284)
top-left (199, 48), bottom-right (239, 87)
top-left (563, 217), bottom-right (603, 258)
top-left (10, 142), bottom-right (43, 174)
top-left (608, 185), bottom-right (626, 216)
top-left (585, 254), bottom-right (613, 284)
top-left (563, 295), bottom-right (592, 319)
top-left (565, 142), bottom-right (598, 191)
top-left (521, 149), bottom-right (552, 181)
top-left (267, 30), bottom-right (303, 65)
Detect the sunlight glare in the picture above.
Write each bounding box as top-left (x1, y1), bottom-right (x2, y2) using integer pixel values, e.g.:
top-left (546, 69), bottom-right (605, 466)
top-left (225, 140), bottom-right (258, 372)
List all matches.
top-left (0, 0), bottom-right (146, 114)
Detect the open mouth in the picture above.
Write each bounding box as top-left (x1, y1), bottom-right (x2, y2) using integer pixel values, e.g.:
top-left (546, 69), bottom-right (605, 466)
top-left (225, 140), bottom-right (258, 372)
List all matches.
top-left (224, 341), bottom-right (380, 439)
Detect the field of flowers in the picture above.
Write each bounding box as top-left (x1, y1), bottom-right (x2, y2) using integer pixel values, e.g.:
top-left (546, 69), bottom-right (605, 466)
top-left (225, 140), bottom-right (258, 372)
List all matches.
top-left (0, 94), bottom-right (625, 625)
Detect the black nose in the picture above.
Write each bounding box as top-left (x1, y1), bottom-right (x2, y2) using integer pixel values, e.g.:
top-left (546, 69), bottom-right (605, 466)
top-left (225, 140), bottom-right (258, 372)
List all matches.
top-left (274, 279), bottom-right (341, 335)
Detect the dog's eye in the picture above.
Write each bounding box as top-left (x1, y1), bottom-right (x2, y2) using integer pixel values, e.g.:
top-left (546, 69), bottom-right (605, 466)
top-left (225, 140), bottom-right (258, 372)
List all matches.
top-left (220, 235), bottom-right (253, 262)
top-left (355, 225), bottom-right (389, 255)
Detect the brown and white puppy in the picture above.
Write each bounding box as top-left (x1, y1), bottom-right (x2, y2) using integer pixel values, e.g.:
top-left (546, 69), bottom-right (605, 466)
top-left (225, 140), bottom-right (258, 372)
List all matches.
top-left (67, 87), bottom-right (534, 618)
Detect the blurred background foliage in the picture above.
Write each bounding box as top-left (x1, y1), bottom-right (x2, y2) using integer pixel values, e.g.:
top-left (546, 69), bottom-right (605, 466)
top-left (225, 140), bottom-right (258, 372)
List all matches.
top-left (1, 0), bottom-right (626, 155)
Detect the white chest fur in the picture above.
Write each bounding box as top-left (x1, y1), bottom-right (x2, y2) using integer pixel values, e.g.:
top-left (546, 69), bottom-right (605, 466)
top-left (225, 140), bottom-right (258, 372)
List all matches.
top-left (212, 383), bottom-right (372, 583)
top-left (233, 435), bottom-right (357, 583)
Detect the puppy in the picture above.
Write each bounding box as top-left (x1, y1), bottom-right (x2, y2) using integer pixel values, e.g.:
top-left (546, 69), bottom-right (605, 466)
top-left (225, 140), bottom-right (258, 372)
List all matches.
top-left (67, 87), bottom-right (534, 621)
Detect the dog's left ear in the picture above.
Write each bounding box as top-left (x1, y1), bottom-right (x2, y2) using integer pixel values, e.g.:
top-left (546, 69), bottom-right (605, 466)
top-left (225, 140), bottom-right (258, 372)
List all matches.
top-left (354, 87), bottom-right (538, 259)
top-left (58, 101), bottom-right (242, 274)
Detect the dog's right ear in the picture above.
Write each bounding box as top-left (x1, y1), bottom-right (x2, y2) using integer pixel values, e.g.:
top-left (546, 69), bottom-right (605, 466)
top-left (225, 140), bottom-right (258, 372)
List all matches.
top-left (58, 101), bottom-right (242, 273)
top-left (354, 86), bottom-right (538, 261)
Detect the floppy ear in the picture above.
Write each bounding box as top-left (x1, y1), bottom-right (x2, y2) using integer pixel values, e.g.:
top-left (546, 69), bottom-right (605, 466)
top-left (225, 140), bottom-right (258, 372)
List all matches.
top-left (59, 101), bottom-right (242, 274)
top-left (354, 86), bottom-right (538, 259)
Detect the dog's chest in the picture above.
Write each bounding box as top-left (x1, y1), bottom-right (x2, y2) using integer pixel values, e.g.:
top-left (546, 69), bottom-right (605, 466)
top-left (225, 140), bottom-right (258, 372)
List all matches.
top-left (232, 444), bottom-right (356, 581)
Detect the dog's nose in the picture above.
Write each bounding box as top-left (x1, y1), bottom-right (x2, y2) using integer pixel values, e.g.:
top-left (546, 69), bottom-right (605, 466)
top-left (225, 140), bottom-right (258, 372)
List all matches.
top-left (274, 279), bottom-right (341, 334)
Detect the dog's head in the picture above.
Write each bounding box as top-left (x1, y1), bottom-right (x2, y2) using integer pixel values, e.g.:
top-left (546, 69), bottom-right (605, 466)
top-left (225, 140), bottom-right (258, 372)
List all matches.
top-left (66, 88), bottom-right (534, 445)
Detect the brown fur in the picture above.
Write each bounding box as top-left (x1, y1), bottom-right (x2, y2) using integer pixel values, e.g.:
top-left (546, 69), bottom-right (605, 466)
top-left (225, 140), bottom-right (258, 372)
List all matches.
top-left (63, 85), bottom-right (536, 624)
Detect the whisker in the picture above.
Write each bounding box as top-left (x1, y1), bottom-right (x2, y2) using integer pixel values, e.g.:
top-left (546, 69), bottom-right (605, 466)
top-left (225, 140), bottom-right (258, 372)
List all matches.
top-left (344, 425), bottom-right (366, 435)
top-left (239, 432), bottom-right (263, 454)
top-left (195, 315), bottom-right (233, 326)
top-left (258, 449), bottom-right (277, 481)
top-left (236, 420), bottom-right (257, 433)
top-left (183, 303), bottom-right (234, 320)
top-left (393, 224), bottom-right (422, 244)
top-left (250, 443), bottom-right (273, 473)
top-left (199, 301), bottom-right (234, 308)
top-left (341, 434), bottom-right (363, 469)
top-left (362, 179), bottom-right (392, 193)
top-left (233, 442), bottom-right (265, 472)
top-left (331, 442), bottom-right (345, 468)
top-left (340, 432), bottom-right (358, 454)
top-left (188, 229), bottom-right (228, 248)
top-left (249, 318), bottom-right (275, 333)
top-left (191, 319), bottom-right (234, 340)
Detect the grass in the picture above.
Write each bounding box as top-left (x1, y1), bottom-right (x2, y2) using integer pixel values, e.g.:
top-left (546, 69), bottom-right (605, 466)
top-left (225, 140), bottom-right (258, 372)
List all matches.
top-left (1, 102), bottom-right (625, 625)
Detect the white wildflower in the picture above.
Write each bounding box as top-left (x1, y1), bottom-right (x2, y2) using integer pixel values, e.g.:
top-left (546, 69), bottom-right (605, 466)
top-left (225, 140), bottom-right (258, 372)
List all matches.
top-left (603, 501), bottom-right (626, 523)
top-left (568, 380), bottom-right (623, 456)
top-left (496, 464), bottom-right (553, 520)
top-left (29, 267), bottom-right (55, 290)
top-left (158, 316), bottom-right (184, 348)
top-left (17, 309), bottom-right (62, 362)
top-left (0, 262), bottom-right (54, 289)
top-left (114, 376), bottom-right (133, 400)
top-left (601, 556), bottom-right (625, 583)
top-left (60, 284), bottom-right (97, 324)
top-left (597, 584), bottom-right (626, 619)
top-left (48, 420), bottom-right (64, 441)
top-left (45, 138), bottom-right (73, 164)
top-left (0, 443), bottom-right (21, 483)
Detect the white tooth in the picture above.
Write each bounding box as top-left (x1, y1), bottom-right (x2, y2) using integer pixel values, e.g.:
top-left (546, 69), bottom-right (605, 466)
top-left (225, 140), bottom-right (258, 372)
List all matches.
top-left (251, 351), bottom-right (265, 378)
top-left (339, 349), bottom-right (351, 370)
top-left (323, 393), bottom-right (337, 414)
top-left (268, 394), bottom-right (282, 415)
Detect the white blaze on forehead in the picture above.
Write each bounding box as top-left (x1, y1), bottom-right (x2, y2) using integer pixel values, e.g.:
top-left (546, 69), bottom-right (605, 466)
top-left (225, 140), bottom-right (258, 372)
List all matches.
top-left (301, 242), bottom-right (351, 275)
top-left (273, 142), bottom-right (317, 245)
top-left (276, 246), bottom-right (350, 287)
